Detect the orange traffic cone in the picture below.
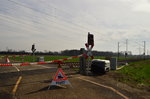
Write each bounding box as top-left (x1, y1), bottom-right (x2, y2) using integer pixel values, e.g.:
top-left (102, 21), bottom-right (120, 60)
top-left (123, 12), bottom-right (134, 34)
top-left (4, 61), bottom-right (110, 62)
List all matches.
top-left (6, 57), bottom-right (10, 63)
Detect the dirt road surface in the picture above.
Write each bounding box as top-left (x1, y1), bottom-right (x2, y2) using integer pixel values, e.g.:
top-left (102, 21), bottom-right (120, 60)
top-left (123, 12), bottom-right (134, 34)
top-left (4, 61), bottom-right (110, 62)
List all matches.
top-left (0, 64), bottom-right (149, 99)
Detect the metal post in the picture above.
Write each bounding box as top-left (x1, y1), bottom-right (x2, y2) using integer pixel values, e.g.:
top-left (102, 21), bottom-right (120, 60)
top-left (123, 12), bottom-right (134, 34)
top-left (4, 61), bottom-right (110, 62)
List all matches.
top-left (32, 51), bottom-right (34, 62)
top-left (143, 41), bottom-right (146, 59)
top-left (31, 44), bottom-right (36, 62)
top-left (110, 58), bottom-right (117, 70)
top-left (126, 39), bottom-right (128, 54)
top-left (117, 42), bottom-right (120, 60)
top-left (125, 39), bottom-right (128, 58)
top-left (79, 48), bottom-right (86, 75)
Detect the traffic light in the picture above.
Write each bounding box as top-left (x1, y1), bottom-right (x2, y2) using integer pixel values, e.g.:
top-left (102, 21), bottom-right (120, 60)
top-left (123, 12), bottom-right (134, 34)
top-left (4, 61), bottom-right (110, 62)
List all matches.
top-left (88, 32), bottom-right (94, 46)
top-left (31, 44), bottom-right (36, 54)
top-left (31, 44), bottom-right (35, 51)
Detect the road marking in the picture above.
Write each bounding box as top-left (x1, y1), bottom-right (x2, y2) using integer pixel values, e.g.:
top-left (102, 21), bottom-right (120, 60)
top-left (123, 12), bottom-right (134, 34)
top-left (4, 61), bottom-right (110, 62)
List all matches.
top-left (78, 77), bottom-right (129, 99)
top-left (117, 65), bottom-right (125, 70)
top-left (12, 76), bottom-right (22, 95)
top-left (13, 66), bottom-right (20, 71)
top-left (35, 65), bottom-right (52, 68)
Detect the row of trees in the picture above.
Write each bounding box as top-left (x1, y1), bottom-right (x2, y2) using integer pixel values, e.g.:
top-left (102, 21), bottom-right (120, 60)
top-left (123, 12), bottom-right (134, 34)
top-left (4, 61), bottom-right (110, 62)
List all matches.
top-left (0, 49), bottom-right (130, 57)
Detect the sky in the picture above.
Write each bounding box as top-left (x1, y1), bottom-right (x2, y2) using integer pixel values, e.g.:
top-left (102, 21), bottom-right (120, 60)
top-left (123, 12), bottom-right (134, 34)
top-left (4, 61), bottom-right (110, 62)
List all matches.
top-left (0, 0), bottom-right (150, 55)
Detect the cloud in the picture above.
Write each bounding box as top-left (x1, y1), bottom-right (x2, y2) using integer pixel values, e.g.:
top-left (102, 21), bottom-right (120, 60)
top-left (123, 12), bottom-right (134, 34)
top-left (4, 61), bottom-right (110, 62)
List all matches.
top-left (0, 0), bottom-right (150, 54)
top-left (132, 0), bottom-right (150, 12)
top-left (120, 0), bottom-right (150, 13)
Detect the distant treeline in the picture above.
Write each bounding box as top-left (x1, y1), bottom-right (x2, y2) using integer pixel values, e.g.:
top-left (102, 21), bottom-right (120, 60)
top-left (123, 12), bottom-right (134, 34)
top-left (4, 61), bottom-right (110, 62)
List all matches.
top-left (0, 49), bottom-right (129, 57)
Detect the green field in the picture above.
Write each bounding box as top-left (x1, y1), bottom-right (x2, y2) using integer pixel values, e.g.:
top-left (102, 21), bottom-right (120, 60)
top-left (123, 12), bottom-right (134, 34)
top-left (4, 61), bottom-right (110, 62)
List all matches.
top-left (117, 59), bottom-right (150, 87)
top-left (0, 56), bottom-right (80, 62)
top-left (0, 55), bottom-right (142, 63)
top-left (0, 55), bottom-right (105, 63)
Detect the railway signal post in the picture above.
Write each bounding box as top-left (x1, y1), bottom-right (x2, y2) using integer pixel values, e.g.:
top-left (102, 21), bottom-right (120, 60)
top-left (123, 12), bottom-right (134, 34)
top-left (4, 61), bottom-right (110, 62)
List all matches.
top-left (79, 48), bottom-right (86, 75)
top-left (31, 44), bottom-right (36, 62)
top-left (86, 32), bottom-right (94, 75)
top-left (80, 32), bottom-right (94, 75)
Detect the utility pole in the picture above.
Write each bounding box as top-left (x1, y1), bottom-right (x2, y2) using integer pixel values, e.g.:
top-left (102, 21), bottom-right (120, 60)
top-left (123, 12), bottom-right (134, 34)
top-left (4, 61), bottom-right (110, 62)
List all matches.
top-left (125, 39), bottom-right (128, 58)
top-left (117, 42), bottom-right (120, 59)
top-left (126, 39), bottom-right (128, 53)
top-left (143, 41), bottom-right (146, 59)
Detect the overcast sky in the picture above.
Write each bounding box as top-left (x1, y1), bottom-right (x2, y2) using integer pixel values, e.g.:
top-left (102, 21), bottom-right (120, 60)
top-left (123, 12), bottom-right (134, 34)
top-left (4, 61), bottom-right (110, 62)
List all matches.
top-left (0, 0), bottom-right (150, 54)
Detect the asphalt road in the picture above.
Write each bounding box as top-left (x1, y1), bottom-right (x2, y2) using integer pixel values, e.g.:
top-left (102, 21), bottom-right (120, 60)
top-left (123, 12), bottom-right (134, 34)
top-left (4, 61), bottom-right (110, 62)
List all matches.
top-left (0, 64), bottom-right (147, 99)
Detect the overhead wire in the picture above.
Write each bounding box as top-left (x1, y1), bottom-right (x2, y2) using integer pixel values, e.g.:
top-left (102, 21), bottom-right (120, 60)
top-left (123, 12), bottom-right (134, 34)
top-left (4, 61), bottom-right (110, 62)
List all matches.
top-left (1, 0), bottom-right (119, 52)
top-left (6, 0), bottom-right (106, 37)
top-left (0, 10), bottom-right (86, 38)
top-left (5, 0), bottom-right (86, 30)
top-left (2, 0), bottom-right (88, 36)
top-left (38, 0), bottom-right (107, 36)
top-left (38, 0), bottom-right (100, 29)
top-left (0, 14), bottom-right (86, 39)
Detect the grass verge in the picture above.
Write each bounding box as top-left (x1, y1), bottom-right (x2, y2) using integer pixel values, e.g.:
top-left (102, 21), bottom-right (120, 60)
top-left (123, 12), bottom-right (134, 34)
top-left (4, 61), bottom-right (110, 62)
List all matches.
top-left (116, 59), bottom-right (150, 88)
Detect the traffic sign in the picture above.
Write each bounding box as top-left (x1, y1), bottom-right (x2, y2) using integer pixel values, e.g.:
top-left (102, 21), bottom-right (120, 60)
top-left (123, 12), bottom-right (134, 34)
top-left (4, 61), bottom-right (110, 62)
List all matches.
top-left (50, 68), bottom-right (71, 86)
top-left (85, 32), bottom-right (94, 59)
top-left (85, 43), bottom-right (94, 59)
top-left (88, 32), bottom-right (94, 46)
top-left (31, 44), bottom-right (36, 55)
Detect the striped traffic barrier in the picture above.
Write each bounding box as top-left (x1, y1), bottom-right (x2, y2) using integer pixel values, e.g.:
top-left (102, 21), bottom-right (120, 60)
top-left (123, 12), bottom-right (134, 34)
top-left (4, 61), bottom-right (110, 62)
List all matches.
top-left (0, 54), bottom-right (86, 66)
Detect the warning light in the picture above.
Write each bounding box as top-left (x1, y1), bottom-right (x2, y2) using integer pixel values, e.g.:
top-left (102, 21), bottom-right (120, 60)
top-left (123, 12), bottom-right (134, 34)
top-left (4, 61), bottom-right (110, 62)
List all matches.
top-left (31, 44), bottom-right (36, 56)
top-left (31, 44), bottom-right (35, 51)
top-left (88, 32), bottom-right (94, 46)
top-left (31, 44), bottom-right (36, 52)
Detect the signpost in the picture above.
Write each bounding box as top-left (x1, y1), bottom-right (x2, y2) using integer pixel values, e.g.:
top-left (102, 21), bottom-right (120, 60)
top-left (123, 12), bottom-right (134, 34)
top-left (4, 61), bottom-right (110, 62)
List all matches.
top-left (31, 44), bottom-right (36, 62)
top-left (85, 32), bottom-right (94, 58)
top-left (85, 32), bottom-right (94, 75)
top-left (48, 68), bottom-right (71, 89)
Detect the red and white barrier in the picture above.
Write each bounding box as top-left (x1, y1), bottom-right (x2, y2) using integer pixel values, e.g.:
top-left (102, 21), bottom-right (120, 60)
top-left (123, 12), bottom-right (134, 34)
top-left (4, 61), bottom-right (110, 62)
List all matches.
top-left (0, 54), bottom-right (86, 66)
top-left (6, 58), bottom-right (10, 63)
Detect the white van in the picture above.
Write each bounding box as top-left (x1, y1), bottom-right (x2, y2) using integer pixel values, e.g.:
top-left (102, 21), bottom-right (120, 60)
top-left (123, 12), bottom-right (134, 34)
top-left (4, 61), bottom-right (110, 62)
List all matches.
top-left (91, 59), bottom-right (110, 74)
